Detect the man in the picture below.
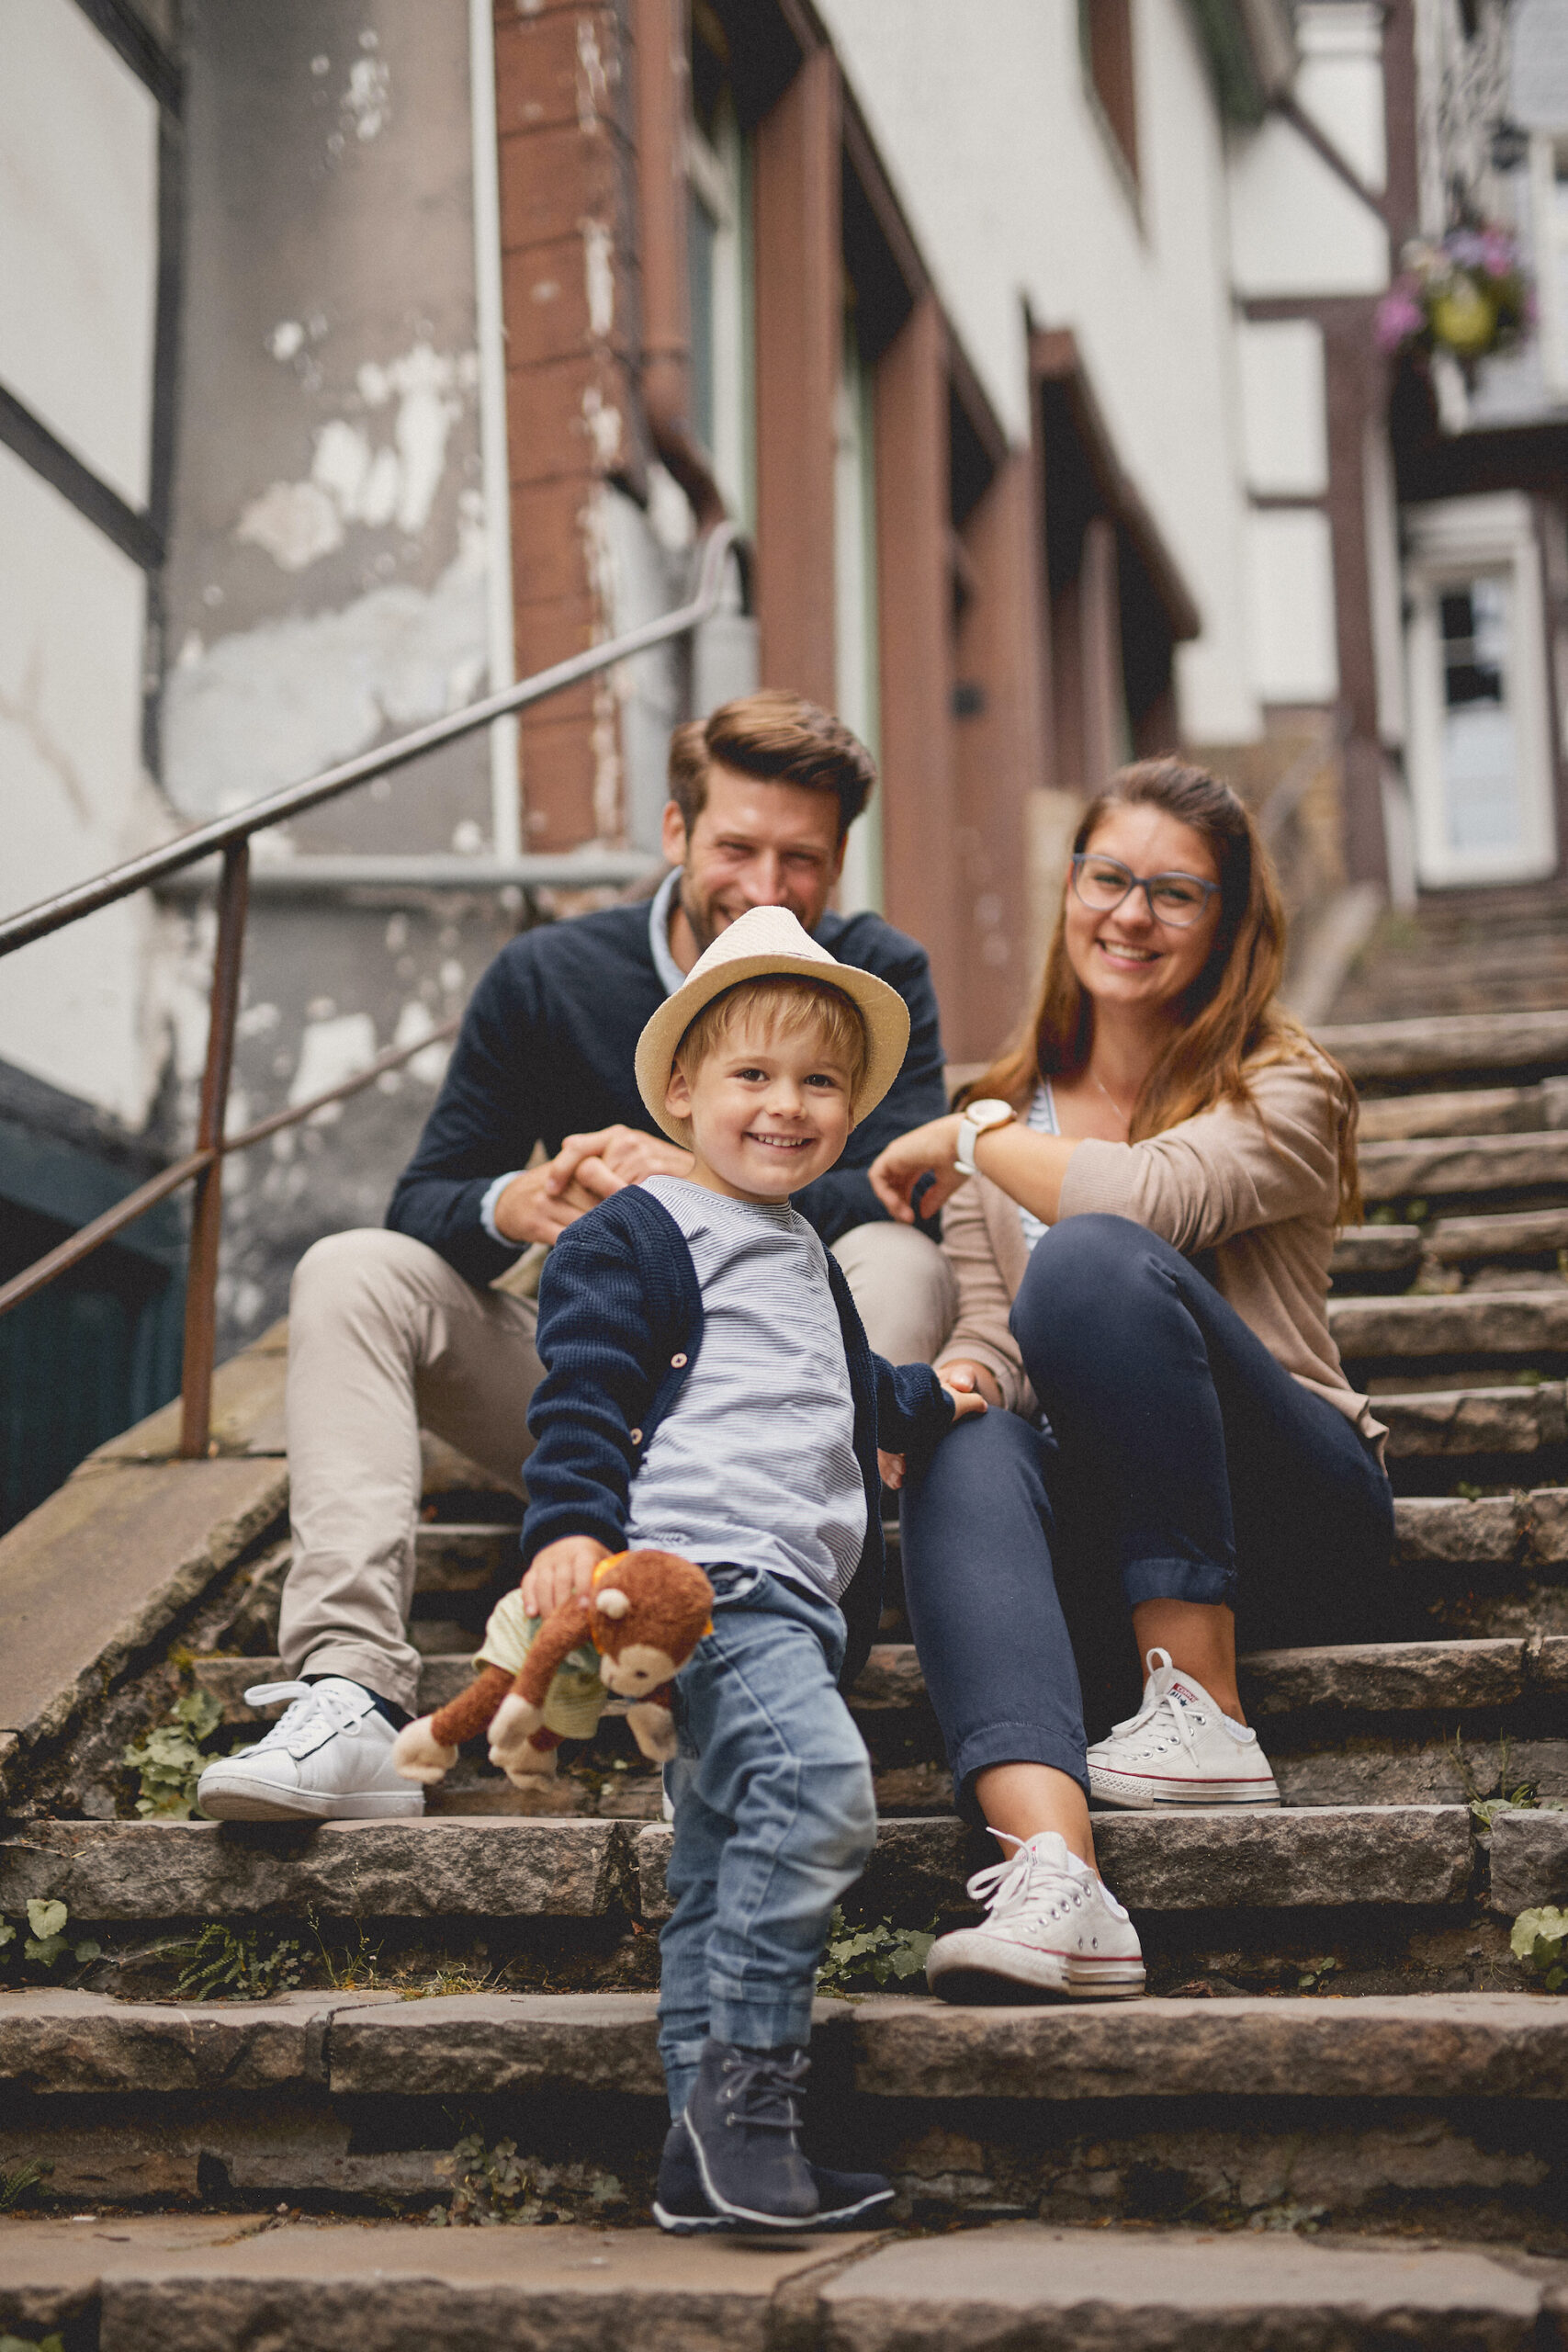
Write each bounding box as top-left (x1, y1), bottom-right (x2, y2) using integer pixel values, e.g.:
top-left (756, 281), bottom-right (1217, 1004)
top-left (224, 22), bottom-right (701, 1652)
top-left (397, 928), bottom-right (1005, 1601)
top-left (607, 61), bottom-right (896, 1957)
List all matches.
top-left (197, 690), bottom-right (954, 1823)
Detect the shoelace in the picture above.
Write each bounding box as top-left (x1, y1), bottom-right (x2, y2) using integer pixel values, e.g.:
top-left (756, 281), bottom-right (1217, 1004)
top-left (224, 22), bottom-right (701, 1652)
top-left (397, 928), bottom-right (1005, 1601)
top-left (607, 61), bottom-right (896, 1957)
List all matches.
top-left (1105, 1680), bottom-right (1204, 1763)
top-left (717, 2046), bottom-right (810, 2134)
top-left (237, 1679), bottom-right (366, 1758)
top-left (964, 1832), bottom-right (1092, 1928)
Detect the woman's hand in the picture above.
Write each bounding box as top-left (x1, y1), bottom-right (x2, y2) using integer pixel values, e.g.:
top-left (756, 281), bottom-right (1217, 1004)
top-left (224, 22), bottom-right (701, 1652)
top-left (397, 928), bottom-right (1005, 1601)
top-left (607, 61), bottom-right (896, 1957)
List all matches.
top-left (867, 1114), bottom-right (966, 1226)
top-left (521, 1534), bottom-right (612, 1618)
top-left (879, 1377), bottom-right (987, 1491)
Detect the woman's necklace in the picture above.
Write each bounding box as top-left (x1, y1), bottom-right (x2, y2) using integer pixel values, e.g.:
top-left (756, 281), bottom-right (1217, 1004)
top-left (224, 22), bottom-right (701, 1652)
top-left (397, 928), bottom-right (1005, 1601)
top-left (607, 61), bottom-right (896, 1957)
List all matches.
top-left (1089, 1070), bottom-right (1135, 1130)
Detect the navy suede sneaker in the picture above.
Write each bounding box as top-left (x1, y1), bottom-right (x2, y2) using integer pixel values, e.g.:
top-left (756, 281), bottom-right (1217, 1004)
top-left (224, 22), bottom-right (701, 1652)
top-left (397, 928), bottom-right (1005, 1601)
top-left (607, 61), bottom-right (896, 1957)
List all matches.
top-left (679, 2039), bottom-right (820, 2226)
top-left (652, 2117), bottom-right (894, 2234)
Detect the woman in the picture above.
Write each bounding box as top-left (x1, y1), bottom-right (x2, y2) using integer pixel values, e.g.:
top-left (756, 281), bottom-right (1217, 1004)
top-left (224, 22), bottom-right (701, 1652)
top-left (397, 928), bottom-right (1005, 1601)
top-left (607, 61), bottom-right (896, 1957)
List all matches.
top-left (868, 759), bottom-right (1393, 2003)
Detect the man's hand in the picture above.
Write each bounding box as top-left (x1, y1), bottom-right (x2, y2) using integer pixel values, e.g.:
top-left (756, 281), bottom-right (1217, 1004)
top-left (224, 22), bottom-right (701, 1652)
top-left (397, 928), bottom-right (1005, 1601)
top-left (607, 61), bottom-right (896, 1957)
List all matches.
top-left (521, 1534), bottom-right (612, 1619)
top-left (547, 1125), bottom-right (694, 1199)
top-left (939, 1361), bottom-right (1003, 1410)
top-left (491, 1162), bottom-right (608, 1247)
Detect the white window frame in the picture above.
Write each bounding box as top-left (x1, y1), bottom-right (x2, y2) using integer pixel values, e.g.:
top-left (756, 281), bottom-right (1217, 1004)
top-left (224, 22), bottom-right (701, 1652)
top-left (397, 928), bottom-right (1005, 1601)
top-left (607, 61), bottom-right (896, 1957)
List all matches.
top-left (1403, 492), bottom-right (1557, 888)
top-left (686, 106), bottom-right (752, 528)
top-left (1529, 133), bottom-right (1568, 400)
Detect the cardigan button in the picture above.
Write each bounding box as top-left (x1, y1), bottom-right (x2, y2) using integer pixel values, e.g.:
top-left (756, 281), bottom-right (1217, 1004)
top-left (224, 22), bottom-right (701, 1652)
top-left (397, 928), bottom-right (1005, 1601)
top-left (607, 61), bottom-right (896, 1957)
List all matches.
top-left (629, 1428), bottom-right (643, 1445)
top-left (671, 1352), bottom-right (688, 1368)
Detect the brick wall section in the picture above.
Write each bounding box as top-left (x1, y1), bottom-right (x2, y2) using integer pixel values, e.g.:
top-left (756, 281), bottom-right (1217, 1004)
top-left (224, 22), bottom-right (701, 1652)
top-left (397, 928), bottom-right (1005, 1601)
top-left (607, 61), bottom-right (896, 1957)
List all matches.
top-left (491, 0), bottom-right (644, 849)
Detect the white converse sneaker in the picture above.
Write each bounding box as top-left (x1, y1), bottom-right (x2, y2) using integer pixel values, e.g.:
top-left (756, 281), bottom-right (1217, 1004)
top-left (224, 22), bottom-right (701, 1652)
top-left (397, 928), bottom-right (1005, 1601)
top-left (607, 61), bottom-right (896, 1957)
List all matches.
top-left (926, 1831), bottom-right (1145, 2003)
top-left (196, 1678), bottom-right (424, 1822)
top-left (1087, 1648), bottom-right (1280, 1810)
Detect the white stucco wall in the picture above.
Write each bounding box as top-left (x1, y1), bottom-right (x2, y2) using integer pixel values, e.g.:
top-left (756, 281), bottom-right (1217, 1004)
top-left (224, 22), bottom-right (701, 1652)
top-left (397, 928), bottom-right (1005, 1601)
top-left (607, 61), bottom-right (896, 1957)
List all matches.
top-left (0, 0), bottom-right (160, 509)
top-left (816, 0), bottom-right (1260, 742)
top-left (0, 450), bottom-right (168, 1125)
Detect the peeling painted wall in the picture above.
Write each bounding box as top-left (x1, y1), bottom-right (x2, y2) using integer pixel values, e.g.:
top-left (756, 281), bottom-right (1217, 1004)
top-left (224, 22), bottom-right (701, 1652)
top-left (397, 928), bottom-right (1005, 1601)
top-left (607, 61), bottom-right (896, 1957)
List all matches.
top-left (162, 0), bottom-right (512, 1352)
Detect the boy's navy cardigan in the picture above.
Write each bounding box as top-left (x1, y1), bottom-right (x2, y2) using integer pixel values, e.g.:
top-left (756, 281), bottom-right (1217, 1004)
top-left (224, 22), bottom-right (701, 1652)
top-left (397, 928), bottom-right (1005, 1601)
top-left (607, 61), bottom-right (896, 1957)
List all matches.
top-left (521, 1184), bottom-right (955, 1690)
top-left (385, 894), bottom-right (947, 1287)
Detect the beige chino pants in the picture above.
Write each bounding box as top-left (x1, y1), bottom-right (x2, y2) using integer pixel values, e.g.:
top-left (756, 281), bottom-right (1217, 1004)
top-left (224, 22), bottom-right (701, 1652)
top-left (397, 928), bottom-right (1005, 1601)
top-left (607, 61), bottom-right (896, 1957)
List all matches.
top-left (280, 1220), bottom-right (956, 1712)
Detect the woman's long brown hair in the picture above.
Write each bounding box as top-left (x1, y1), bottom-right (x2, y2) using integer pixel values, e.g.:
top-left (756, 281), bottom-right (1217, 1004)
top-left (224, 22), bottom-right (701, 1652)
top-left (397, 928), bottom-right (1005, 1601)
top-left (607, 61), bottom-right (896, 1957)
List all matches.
top-left (957, 758), bottom-right (1361, 1227)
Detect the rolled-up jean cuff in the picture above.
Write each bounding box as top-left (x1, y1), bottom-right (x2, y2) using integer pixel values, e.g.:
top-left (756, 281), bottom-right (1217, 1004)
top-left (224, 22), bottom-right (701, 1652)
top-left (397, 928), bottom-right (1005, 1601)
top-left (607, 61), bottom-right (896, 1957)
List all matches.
top-left (1121, 1555), bottom-right (1238, 1611)
top-left (708, 1986), bottom-right (818, 2054)
top-left (951, 1721), bottom-right (1090, 1816)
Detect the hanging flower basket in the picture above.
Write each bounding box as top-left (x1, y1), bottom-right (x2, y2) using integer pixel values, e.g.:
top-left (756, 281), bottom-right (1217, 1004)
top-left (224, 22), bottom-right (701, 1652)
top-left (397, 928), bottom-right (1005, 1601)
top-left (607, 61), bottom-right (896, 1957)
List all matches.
top-left (1375, 223), bottom-right (1534, 375)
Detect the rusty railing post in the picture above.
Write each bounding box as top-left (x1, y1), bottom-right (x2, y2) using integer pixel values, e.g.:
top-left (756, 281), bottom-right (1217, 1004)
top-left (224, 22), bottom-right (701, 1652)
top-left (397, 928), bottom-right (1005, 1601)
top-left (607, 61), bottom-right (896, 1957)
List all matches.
top-left (179, 840), bottom-right (250, 1459)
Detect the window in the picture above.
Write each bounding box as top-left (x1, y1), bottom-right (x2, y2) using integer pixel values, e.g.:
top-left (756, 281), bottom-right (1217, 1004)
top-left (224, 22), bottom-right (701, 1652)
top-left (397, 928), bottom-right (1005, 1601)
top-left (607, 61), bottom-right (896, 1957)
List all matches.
top-left (1528, 135), bottom-right (1568, 396)
top-left (685, 100), bottom-right (753, 526)
top-left (1079, 0), bottom-right (1139, 193)
top-left (1403, 495), bottom-right (1556, 886)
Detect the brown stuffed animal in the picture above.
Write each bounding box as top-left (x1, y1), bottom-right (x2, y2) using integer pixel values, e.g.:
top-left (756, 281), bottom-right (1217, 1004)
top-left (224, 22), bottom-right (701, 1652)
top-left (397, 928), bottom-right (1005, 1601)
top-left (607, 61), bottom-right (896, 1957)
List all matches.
top-left (393, 1548), bottom-right (714, 1788)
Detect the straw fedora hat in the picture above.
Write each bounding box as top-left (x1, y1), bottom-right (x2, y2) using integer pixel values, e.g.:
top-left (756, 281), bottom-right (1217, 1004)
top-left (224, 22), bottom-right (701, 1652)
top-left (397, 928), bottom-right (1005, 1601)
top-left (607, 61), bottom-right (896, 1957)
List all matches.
top-left (635, 904), bottom-right (910, 1148)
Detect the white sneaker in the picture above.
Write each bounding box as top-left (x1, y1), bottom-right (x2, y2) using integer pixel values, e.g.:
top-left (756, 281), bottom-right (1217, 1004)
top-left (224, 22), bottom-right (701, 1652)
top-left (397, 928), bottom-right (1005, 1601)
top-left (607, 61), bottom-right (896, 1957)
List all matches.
top-left (925, 1831), bottom-right (1145, 2003)
top-left (1086, 1647), bottom-right (1280, 1810)
top-left (196, 1678), bottom-right (425, 1822)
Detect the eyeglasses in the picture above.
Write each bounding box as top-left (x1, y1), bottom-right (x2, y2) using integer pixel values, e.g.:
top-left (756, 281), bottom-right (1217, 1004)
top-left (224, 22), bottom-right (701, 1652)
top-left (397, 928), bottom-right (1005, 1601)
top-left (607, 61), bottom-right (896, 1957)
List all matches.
top-left (1070, 854), bottom-right (1219, 929)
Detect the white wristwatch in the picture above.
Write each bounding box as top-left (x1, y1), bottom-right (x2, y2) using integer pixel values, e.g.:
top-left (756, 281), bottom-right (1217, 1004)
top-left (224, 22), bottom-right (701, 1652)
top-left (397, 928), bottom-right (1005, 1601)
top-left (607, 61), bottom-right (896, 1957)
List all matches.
top-left (955, 1098), bottom-right (1015, 1174)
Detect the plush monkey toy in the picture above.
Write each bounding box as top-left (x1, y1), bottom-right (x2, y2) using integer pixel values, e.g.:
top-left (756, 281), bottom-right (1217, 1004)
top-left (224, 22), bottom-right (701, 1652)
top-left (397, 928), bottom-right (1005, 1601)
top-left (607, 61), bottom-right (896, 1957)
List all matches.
top-left (393, 1548), bottom-right (714, 1788)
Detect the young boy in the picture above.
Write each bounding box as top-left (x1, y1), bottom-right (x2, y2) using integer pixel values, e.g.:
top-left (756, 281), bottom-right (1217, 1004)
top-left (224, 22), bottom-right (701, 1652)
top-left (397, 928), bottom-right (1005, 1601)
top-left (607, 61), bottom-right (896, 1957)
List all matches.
top-left (517, 903), bottom-right (983, 2233)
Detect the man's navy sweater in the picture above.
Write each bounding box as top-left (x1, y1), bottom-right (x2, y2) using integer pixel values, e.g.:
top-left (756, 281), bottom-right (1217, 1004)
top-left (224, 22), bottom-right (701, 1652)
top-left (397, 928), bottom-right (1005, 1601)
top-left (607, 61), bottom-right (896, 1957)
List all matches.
top-left (386, 892), bottom-right (947, 1286)
top-left (522, 1184), bottom-right (954, 1689)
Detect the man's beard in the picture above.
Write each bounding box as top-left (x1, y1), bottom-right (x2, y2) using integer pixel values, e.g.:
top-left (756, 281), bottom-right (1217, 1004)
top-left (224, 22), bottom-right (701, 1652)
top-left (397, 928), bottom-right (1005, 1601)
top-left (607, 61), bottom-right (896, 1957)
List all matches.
top-left (677, 874), bottom-right (726, 958)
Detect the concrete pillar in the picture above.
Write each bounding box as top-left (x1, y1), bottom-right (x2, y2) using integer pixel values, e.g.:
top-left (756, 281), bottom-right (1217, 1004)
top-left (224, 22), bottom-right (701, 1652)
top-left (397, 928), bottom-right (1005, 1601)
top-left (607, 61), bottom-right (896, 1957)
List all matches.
top-left (874, 295), bottom-right (959, 1028)
top-left (752, 47), bottom-right (840, 707)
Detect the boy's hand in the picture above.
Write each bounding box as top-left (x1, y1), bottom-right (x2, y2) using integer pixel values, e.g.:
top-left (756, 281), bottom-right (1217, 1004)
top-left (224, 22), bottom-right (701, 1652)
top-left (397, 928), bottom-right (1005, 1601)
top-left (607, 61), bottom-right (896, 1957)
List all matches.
top-left (521, 1534), bottom-right (612, 1618)
top-left (879, 1375), bottom-right (988, 1491)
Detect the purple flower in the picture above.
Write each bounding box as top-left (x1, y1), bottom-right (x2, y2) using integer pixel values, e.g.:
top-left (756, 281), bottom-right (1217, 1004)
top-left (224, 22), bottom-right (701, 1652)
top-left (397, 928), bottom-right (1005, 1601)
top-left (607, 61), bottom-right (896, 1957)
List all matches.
top-left (1446, 230), bottom-right (1487, 268)
top-left (1376, 286), bottom-right (1426, 351)
top-left (1481, 231), bottom-right (1517, 278)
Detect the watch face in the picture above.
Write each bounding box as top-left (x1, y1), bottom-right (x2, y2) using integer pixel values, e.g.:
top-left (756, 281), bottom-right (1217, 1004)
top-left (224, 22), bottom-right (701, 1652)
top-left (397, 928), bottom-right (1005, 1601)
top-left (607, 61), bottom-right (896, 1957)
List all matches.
top-left (967, 1099), bottom-right (1012, 1128)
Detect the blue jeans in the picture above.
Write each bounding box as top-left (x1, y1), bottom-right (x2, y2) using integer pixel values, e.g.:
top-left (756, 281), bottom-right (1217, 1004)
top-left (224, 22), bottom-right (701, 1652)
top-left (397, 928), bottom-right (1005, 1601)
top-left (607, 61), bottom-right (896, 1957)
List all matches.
top-left (902, 1215), bottom-right (1393, 1816)
top-left (658, 1566), bottom-right (877, 2118)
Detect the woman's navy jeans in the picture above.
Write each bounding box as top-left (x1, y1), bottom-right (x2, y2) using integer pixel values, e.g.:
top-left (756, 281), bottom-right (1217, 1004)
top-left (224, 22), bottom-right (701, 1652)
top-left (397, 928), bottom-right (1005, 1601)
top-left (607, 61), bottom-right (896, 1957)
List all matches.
top-left (901, 1214), bottom-right (1393, 1814)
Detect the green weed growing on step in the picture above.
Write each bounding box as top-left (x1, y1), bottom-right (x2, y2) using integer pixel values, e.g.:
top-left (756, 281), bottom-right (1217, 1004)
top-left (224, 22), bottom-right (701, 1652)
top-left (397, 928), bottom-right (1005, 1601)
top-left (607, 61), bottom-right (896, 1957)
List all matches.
top-left (430, 2134), bottom-right (623, 2226)
top-left (0, 1901), bottom-right (101, 1981)
top-left (1295, 1956), bottom-right (1340, 1993)
top-left (0, 2332), bottom-right (64, 2352)
top-left (1510, 1906), bottom-right (1568, 1992)
top-left (0, 2157), bottom-right (53, 2213)
top-left (817, 1908), bottom-right (936, 1996)
top-left (166, 1922), bottom-right (304, 2001)
top-left (1450, 1732), bottom-right (1542, 1829)
top-left (307, 1908), bottom-right (387, 1993)
top-left (121, 1687), bottom-right (228, 1818)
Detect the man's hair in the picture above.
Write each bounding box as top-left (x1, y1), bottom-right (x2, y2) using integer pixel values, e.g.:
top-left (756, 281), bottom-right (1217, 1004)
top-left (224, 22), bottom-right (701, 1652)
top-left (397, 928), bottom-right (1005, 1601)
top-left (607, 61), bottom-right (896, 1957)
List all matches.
top-left (673, 977), bottom-right (870, 1096)
top-left (668, 690), bottom-right (877, 844)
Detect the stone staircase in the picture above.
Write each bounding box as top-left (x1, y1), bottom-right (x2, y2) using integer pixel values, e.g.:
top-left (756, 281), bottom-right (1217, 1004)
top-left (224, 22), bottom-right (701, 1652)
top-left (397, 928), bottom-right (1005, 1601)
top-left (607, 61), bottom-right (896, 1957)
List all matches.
top-left (4, 1004), bottom-right (1568, 2343)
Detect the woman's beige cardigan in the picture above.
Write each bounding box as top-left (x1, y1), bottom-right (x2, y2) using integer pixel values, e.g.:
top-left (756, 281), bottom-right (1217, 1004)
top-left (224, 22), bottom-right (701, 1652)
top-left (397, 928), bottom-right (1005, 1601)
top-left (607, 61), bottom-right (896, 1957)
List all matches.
top-left (936, 1053), bottom-right (1385, 1448)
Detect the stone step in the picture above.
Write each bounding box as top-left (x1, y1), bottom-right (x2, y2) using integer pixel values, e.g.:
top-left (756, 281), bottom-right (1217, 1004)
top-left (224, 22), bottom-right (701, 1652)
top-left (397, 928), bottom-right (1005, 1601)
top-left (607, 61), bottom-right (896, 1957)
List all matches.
top-left (1358, 1131), bottom-right (1568, 1204)
top-left (412, 1521), bottom-right (516, 1593)
top-left (1427, 1204), bottom-right (1568, 1264)
top-left (0, 1805), bottom-right (1477, 1928)
top-left (1377, 1382), bottom-right (1568, 1457)
top-left (1329, 1225), bottom-right (1422, 1282)
top-left (4, 1992), bottom-right (1566, 2248)
top-left (1, 2211), bottom-right (1562, 2340)
top-left (1315, 1005), bottom-right (1568, 1085)
top-left (1331, 1290), bottom-right (1568, 1363)
top-left (1393, 1487), bottom-right (1568, 1567)
top-left (1358, 1079), bottom-right (1568, 1141)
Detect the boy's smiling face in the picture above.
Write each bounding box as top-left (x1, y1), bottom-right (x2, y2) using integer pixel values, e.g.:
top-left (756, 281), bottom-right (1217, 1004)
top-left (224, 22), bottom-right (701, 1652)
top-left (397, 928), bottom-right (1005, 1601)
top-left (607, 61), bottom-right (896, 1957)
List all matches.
top-left (665, 1009), bottom-right (855, 1204)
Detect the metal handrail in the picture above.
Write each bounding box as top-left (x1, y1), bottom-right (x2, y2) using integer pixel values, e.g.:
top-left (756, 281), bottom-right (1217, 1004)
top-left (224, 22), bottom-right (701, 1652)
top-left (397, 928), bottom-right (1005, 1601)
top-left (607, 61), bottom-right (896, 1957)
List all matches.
top-left (0, 523), bottom-right (744, 957)
top-left (0, 522), bottom-right (748, 1459)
